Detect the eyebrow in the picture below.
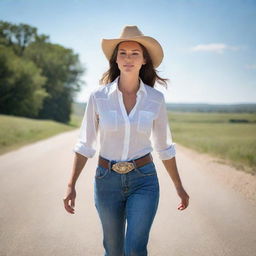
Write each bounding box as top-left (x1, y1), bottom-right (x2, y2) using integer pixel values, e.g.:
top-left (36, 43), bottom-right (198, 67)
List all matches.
top-left (119, 49), bottom-right (141, 52)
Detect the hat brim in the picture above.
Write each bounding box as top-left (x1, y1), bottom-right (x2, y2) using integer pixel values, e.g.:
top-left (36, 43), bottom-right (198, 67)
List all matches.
top-left (101, 36), bottom-right (163, 68)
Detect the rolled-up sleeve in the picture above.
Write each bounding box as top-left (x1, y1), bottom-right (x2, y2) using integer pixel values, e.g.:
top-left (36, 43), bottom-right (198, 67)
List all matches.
top-left (73, 92), bottom-right (99, 158)
top-left (152, 94), bottom-right (176, 160)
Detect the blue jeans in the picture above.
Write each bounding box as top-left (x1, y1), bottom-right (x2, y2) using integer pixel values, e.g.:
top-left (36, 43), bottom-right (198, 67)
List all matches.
top-left (94, 155), bottom-right (160, 256)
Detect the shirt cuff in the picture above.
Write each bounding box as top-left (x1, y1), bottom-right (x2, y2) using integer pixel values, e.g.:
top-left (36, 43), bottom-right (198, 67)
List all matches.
top-left (73, 141), bottom-right (96, 158)
top-left (157, 143), bottom-right (176, 160)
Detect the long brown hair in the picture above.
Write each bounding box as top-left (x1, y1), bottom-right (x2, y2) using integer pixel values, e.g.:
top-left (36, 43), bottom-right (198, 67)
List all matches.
top-left (99, 41), bottom-right (169, 88)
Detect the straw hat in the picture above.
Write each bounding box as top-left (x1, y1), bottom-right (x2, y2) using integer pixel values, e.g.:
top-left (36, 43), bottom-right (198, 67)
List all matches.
top-left (101, 25), bottom-right (164, 68)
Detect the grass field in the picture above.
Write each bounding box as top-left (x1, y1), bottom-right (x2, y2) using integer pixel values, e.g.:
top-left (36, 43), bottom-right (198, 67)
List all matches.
top-left (0, 114), bottom-right (82, 155)
top-left (168, 112), bottom-right (256, 175)
top-left (0, 111), bottom-right (255, 175)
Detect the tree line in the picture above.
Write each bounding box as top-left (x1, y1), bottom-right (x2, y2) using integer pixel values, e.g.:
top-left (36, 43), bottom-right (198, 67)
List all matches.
top-left (0, 21), bottom-right (85, 123)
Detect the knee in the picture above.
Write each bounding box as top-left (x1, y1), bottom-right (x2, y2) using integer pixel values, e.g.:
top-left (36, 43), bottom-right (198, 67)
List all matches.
top-left (103, 236), bottom-right (124, 256)
top-left (125, 240), bottom-right (148, 256)
top-left (126, 249), bottom-right (147, 256)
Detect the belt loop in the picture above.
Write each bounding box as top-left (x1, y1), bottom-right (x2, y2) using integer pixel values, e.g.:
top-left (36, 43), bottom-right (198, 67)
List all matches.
top-left (132, 159), bottom-right (137, 169)
top-left (108, 160), bottom-right (111, 171)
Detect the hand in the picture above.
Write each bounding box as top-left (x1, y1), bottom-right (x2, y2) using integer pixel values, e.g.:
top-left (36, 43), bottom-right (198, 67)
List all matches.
top-left (176, 186), bottom-right (190, 211)
top-left (63, 185), bottom-right (76, 214)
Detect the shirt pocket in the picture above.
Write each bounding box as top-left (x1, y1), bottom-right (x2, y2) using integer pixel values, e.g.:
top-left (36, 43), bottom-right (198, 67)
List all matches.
top-left (100, 110), bottom-right (118, 132)
top-left (137, 110), bottom-right (155, 134)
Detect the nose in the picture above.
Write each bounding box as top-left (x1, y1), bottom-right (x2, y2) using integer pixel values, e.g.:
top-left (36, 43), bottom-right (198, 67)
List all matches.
top-left (125, 54), bottom-right (132, 59)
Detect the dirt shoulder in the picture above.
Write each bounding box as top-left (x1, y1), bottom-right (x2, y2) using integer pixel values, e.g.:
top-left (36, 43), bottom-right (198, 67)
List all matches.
top-left (176, 144), bottom-right (256, 207)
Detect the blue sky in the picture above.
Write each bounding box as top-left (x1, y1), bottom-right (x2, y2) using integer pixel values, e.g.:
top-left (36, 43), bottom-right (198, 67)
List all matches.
top-left (1, 0), bottom-right (255, 104)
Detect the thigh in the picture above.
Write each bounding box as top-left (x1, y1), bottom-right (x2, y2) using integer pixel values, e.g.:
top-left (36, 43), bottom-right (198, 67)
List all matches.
top-left (95, 197), bottom-right (126, 256)
top-left (125, 181), bottom-right (159, 238)
top-left (94, 165), bottom-right (124, 210)
top-left (125, 166), bottom-right (160, 255)
top-left (94, 165), bottom-right (126, 254)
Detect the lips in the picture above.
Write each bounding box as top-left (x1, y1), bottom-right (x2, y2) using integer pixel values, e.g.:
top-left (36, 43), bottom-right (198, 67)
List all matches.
top-left (124, 64), bottom-right (134, 67)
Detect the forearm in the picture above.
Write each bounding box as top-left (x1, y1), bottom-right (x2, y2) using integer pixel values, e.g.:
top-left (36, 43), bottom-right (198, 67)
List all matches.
top-left (68, 152), bottom-right (88, 188)
top-left (162, 157), bottom-right (183, 189)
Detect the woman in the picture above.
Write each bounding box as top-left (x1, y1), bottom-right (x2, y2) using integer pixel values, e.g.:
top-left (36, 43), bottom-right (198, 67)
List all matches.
top-left (63, 25), bottom-right (189, 256)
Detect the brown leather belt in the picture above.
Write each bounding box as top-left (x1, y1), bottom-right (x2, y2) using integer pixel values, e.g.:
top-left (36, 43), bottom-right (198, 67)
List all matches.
top-left (98, 153), bottom-right (153, 174)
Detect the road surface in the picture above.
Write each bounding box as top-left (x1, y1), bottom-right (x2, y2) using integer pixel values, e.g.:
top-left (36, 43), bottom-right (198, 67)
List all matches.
top-left (0, 130), bottom-right (256, 256)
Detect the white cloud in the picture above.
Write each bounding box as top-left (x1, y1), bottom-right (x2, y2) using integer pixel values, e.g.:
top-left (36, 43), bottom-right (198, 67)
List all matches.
top-left (191, 43), bottom-right (239, 54)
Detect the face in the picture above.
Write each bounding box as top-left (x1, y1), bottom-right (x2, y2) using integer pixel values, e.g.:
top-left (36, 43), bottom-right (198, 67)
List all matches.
top-left (116, 41), bottom-right (146, 74)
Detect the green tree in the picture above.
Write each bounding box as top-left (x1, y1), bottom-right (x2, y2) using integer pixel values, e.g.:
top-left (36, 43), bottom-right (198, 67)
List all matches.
top-left (0, 21), bottom-right (40, 56)
top-left (0, 20), bottom-right (85, 123)
top-left (0, 45), bottom-right (48, 117)
top-left (24, 41), bottom-right (84, 123)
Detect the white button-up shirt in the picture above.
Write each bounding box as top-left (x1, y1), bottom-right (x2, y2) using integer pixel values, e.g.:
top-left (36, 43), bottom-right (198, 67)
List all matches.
top-left (73, 76), bottom-right (176, 161)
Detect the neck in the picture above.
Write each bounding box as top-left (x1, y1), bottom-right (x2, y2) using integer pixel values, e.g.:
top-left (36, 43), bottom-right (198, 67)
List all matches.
top-left (118, 73), bottom-right (140, 94)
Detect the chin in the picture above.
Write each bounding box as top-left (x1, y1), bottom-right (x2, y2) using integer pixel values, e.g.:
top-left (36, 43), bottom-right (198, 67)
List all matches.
top-left (122, 68), bottom-right (138, 73)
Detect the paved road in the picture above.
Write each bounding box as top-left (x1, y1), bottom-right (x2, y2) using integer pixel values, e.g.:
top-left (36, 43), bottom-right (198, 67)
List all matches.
top-left (0, 130), bottom-right (256, 256)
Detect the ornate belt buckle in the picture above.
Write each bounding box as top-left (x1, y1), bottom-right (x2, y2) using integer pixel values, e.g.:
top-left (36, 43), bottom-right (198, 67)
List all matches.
top-left (112, 161), bottom-right (135, 174)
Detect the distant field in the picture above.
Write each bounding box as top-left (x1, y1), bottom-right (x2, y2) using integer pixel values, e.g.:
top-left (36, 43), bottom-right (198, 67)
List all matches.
top-left (1, 110), bottom-right (255, 175)
top-left (168, 112), bottom-right (256, 175)
top-left (0, 114), bottom-right (82, 155)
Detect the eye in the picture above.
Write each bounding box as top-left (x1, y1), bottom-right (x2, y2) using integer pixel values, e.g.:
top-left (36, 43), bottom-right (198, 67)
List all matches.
top-left (119, 52), bottom-right (126, 55)
top-left (132, 52), bottom-right (139, 55)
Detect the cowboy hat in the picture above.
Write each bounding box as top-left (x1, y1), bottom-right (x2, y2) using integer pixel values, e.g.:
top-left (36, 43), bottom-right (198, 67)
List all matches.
top-left (101, 25), bottom-right (164, 68)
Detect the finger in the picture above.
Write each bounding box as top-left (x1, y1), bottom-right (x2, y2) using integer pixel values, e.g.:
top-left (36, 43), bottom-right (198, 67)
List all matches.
top-left (177, 203), bottom-right (184, 210)
top-left (71, 199), bottom-right (75, 208)
top-left (65, 204), bottom-right (75, 214)
top-left (63, 199), bottom-right (75, 214)
top-left (178, 201), bottom-right (188, 210)
top-left (67, 199), bottom-right (75, 210)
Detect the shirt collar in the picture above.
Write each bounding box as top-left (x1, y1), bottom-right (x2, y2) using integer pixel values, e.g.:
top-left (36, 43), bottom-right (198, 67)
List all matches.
top-left (109, 76), bottom-right (147, 96)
